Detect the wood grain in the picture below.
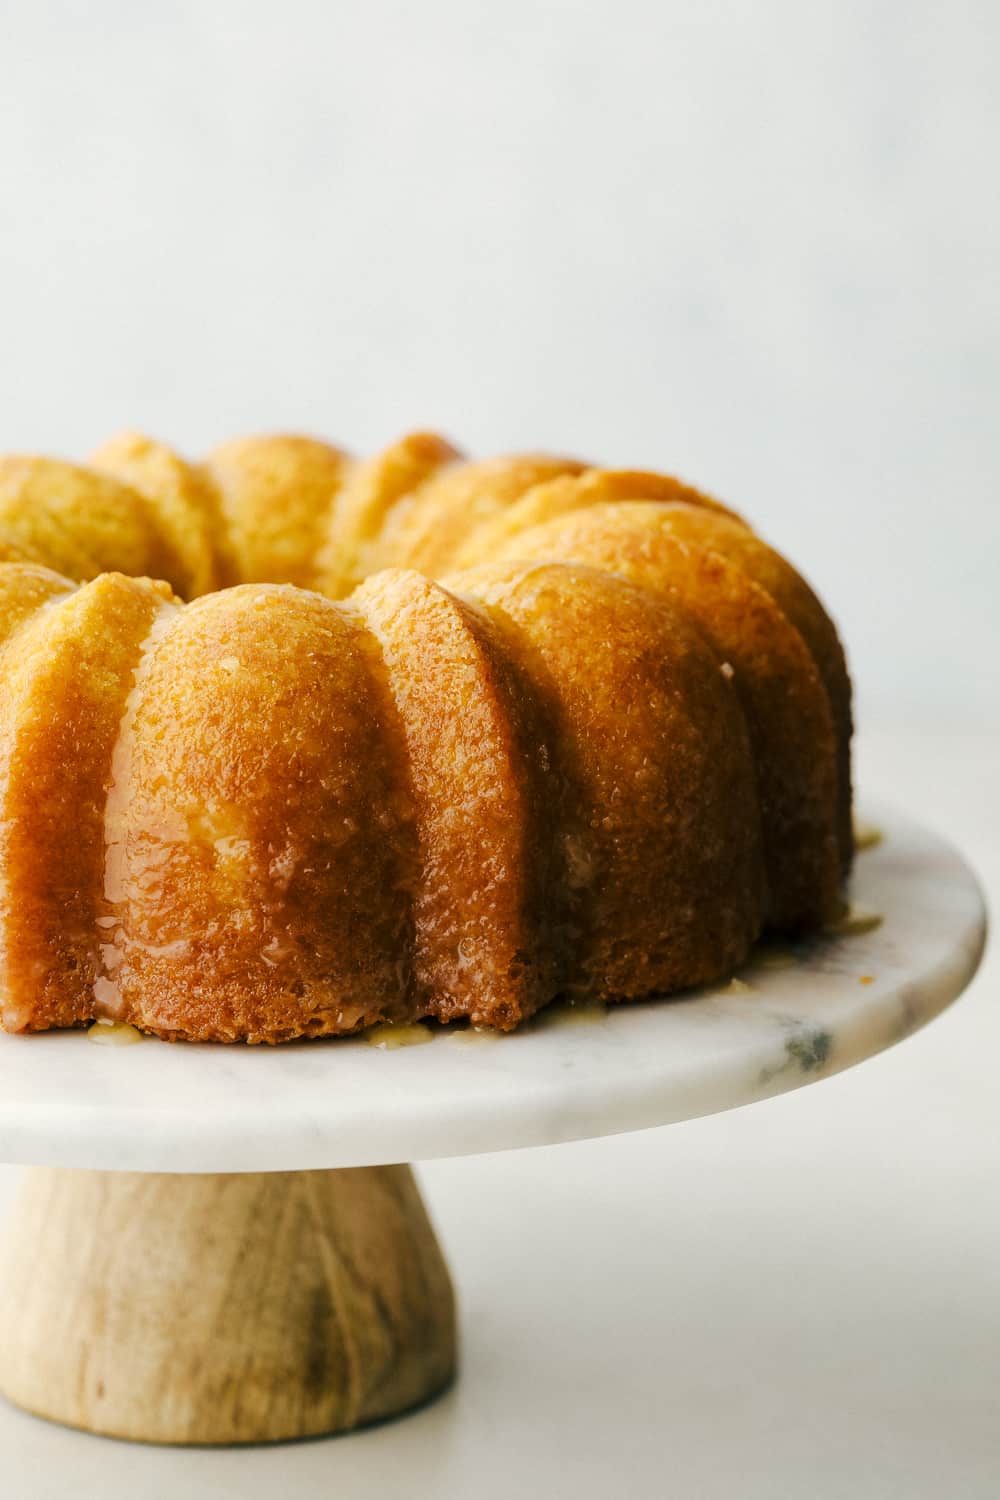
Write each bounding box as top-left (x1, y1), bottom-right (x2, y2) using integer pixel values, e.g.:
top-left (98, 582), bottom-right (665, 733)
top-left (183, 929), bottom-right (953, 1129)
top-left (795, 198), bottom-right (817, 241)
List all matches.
top-left (0, 1165), bottom-right (456, 1444)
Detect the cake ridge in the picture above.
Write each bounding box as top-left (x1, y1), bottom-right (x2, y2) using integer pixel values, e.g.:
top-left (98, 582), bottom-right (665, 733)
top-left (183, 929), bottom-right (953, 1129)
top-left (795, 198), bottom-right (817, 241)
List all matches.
top-left (320, 433), bottom-right (464, 600)
top-left (98, 590), bottom-right (185, 1021)
top-left (0, 572), bottom-right (177, 1032)
top-left (449, 557), bottom-right (768, 999)
top-left (92, 431), bottom-right (238, 598)
top-left (470, 501), bottom-right (844, 929)
top-left (352, 567), bottom-right (560, 1030)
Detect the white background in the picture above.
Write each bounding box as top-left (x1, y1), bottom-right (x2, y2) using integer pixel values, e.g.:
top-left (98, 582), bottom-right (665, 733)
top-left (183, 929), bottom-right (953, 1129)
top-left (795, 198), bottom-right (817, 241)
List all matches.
top-left (0, 0), bottom-right (997, 728)
top-left (0, 6), bottom-right (996, 1496)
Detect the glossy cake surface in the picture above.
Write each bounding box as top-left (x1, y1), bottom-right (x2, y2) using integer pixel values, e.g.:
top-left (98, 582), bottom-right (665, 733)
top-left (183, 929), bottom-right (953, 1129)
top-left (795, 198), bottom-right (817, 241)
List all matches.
top-left (0, 433), bottom-right (851, 1041)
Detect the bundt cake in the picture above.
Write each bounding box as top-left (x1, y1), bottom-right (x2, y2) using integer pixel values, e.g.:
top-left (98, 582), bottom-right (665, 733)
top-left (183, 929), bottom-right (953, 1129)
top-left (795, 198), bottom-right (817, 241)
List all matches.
top-left (0, 431), bottom-right (852, 1043)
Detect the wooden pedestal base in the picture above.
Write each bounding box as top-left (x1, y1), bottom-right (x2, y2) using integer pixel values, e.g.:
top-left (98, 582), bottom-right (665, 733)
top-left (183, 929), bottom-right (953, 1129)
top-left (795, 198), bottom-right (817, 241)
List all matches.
top-left (0, 1165), bottom-right (456, 1445)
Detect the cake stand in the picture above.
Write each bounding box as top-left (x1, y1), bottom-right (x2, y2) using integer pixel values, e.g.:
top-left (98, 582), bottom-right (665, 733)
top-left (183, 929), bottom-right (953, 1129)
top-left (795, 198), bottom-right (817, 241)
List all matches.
top-left (0, 807), bottom-right (986, 1446)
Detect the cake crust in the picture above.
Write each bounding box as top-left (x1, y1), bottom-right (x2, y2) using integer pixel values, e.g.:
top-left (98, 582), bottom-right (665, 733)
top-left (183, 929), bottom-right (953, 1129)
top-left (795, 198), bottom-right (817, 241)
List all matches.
top-left (0, 431), bottom-right (852, 1042)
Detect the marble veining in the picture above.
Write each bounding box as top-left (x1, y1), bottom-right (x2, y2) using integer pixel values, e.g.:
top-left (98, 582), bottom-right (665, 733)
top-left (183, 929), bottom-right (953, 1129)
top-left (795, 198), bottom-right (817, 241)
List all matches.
top-left (0, 805), bottom-right (986, 1173)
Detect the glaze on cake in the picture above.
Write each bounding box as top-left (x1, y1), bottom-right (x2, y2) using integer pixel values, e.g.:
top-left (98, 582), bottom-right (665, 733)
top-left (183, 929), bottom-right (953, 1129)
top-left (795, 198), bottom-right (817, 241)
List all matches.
top-left (0, 432), bottom-right (851, 1042)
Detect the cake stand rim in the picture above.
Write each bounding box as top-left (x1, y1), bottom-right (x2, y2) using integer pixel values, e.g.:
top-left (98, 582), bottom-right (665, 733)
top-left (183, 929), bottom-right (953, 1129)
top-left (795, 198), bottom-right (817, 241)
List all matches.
top-left (0, 803), bottom-right (987, 1173)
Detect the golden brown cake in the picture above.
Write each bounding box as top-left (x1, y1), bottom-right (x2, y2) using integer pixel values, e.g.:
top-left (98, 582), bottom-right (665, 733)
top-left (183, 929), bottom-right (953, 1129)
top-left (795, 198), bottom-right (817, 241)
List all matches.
top-left (0, 431), bottom-right (852, 1042)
